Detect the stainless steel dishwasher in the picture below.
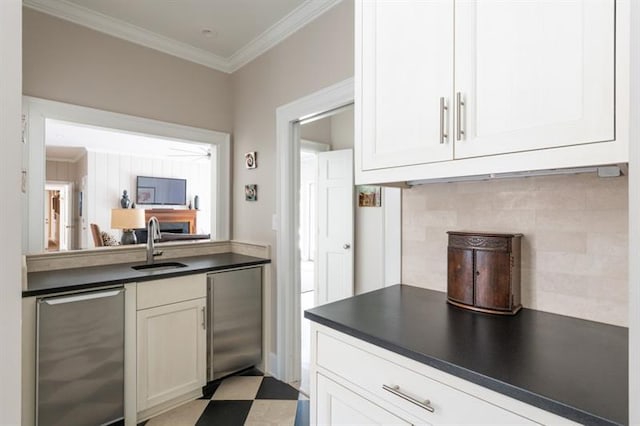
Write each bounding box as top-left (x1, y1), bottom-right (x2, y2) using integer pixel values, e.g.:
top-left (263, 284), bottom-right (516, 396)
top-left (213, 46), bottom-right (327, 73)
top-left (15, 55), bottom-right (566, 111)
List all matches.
top-left (36, 287), bottom-right (125, 426)
top-left (207, 267), bottom-right (262, 381)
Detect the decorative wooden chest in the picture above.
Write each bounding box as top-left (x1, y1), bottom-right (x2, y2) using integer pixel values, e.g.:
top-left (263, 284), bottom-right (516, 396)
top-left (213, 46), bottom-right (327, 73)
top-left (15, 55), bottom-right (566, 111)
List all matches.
top-left (447, 231), bottom-right (522, 315)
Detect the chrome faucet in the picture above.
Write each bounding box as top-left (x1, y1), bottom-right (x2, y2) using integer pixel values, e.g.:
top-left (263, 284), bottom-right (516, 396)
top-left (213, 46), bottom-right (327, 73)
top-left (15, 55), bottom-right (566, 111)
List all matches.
top-left (146, 216), bottom-right (163, 264)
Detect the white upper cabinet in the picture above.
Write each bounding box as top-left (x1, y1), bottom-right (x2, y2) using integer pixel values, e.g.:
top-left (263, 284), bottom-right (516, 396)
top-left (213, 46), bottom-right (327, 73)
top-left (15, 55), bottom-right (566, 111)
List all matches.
top-left (359, 0), bottom-right (454, 170)
top-left (355, 0), bottom-right (627, 184)
top-left (454, 0), bottom-right (615, 158)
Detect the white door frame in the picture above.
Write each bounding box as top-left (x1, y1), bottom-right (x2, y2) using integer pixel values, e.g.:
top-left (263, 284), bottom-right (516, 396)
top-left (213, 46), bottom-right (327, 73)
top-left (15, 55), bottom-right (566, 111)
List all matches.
top-left (275, 78), bottom-right (401, 383)
top-left (275, 78), bottom-right (355, 381)
top-left (23, 96), bottom-right (231, 253)
top-left (0, 2), bottom-right (22, 424)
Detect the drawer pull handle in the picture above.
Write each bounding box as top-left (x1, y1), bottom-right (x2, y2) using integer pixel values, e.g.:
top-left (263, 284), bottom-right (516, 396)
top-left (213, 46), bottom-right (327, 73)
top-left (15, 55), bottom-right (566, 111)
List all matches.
top-left (382, 384), bottom-right (435, 413)
top-left (439, 97), bottom-right (449, 144)
top-left (456, 92), bottom-right (465, 141)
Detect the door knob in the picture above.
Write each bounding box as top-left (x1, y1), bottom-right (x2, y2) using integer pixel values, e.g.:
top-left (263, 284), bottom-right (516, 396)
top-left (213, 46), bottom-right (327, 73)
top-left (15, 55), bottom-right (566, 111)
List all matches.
top-left (343, 244), bottom-right (351, 249)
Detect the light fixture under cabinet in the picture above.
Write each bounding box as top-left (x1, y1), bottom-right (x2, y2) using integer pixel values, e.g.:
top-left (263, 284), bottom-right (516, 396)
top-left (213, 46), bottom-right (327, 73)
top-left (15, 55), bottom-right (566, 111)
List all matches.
top-left (406, 165), bottom-right (625, 187)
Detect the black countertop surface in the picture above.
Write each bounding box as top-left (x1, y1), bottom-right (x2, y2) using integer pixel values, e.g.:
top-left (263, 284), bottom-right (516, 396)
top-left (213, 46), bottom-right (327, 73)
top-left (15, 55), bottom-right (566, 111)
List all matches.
top-left (305, 285), bottom-right (628, 426)
top-left (25, 253), bottom-right (270, 297)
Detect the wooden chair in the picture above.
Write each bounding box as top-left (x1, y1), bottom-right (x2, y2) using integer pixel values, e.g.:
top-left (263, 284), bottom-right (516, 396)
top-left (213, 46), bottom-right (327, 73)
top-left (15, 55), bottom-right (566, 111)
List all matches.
top-left (90, 223), bottom-right (104, 247)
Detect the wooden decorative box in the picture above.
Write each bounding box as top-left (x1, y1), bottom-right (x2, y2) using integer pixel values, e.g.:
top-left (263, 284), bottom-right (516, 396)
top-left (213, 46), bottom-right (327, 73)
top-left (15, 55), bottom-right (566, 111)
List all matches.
top-left (447, 231), bottom-right (522, 315)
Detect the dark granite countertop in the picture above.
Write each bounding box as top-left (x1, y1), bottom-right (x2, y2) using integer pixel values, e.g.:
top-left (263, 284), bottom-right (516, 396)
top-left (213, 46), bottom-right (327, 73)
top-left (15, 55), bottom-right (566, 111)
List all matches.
top-left (25, 253), bottom-right (270, 297)
top-left (305, 285), bottom-right (628, 426)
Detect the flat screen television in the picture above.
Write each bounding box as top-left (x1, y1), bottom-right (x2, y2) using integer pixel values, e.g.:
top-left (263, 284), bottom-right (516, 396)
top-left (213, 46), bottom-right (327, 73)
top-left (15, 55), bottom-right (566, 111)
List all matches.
top-left (136, 176), bottom-right (187, 206)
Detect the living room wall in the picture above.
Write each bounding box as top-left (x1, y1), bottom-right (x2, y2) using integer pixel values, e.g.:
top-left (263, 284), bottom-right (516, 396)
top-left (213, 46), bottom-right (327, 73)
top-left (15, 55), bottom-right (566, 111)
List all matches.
top-left (86, 150), bottom-right (212, 247)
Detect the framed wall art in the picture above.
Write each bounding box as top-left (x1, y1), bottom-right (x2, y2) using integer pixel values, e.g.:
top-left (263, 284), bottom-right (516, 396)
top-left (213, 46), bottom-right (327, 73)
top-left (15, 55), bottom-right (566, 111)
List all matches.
top-left (358, 185), bottom-right (382, 207)
top-left (245, 152), bottom-right (257, 169)
top-left (245, 184), bottom-right (257, 201)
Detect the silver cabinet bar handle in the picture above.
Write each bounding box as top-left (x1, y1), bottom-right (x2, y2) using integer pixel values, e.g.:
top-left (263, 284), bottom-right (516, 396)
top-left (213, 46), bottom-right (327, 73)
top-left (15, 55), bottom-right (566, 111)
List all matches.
top-left (382, 384), bottom-right (435, 413)
top-left (439, 97), bottom-right (448, 144)
top-left (456, 92), bottom-right (465, 141)
top-left (42, 289), bottom-right (123, 305)
top-left (201, 306), bottom-right (206, 330)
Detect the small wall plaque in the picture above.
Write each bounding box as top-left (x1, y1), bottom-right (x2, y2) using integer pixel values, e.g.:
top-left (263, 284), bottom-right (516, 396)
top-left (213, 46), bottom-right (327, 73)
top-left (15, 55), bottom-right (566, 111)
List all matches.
top-left (245, 184), bottom-right (257, 201)
top-left (245, 152), bottom-right (257, 169)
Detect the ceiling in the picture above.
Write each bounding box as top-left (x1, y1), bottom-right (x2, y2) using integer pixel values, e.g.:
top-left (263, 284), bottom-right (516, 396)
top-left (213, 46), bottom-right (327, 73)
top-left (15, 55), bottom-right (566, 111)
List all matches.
top-left (46, 119), bottom-right (212, 162)
top-left (23, 0), bottom-right (342, 73)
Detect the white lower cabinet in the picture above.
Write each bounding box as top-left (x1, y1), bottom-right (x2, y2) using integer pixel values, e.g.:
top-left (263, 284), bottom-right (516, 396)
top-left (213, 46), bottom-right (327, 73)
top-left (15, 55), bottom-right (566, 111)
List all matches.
top-left (136, 275), bottom-right (207, 416)
top-left (311, 324), bottom-right (577, 426)
top-left (137, 298), bottom-right (207, 411)
top-left (317, 374), bottom-right (412, 426)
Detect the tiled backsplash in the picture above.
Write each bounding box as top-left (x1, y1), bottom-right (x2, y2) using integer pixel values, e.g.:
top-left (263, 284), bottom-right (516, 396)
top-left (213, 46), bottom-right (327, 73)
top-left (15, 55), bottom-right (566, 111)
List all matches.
top-left (402, 173), bottom-right (628, 327)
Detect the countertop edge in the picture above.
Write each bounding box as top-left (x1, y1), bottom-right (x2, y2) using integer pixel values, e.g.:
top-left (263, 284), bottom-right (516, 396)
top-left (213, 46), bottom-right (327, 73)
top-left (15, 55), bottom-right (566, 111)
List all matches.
top-left (23, 257), bottom-right (271, 298)
top-left (304, 310), bottom-right (622, 426)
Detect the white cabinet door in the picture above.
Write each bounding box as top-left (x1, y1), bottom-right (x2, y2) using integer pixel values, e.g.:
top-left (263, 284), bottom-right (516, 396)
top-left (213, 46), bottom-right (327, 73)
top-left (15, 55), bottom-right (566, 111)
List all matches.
top-left (316, 374), bottom-right (413, 426)
top-left (137, 298), bottom-right (206, 411)
top-left (454, 0), bottom-right (615, 158)
top-left (358, 0), bottom-right (454, 171)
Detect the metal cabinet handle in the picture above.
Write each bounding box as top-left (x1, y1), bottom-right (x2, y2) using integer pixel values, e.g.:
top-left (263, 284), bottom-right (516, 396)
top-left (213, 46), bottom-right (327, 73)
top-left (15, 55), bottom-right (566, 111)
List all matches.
top-left (382, 384), bottom-right (435, 413)
top-left (343, 244), bottom-right (351, 250)
top-left (439, 97), bottom-right (449, 144)
top-left (201, 306), bottom-right (206, 330)
top-left (42, 289), bottom-right (123, 305)
top-left (456, 92), bottom-right (465, 141)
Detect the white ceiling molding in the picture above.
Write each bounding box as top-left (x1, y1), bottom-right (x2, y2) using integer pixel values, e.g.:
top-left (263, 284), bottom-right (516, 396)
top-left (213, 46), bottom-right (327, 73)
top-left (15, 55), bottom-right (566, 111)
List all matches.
top-left (227, 0), bottom-right (343, 72)
top-left (23, 0), bottom-right (343, 74)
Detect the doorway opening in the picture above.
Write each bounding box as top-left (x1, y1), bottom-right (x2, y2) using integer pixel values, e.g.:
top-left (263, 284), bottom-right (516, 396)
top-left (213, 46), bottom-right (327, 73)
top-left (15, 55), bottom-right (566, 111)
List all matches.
top-left (298, 136), bottom-right (331, 395)
top-left (274, 78), bottom-right (401, 390)
top-left (44, 181), bottom-right (73, 251)
top-left (45, 119), bottom-right (215, 250)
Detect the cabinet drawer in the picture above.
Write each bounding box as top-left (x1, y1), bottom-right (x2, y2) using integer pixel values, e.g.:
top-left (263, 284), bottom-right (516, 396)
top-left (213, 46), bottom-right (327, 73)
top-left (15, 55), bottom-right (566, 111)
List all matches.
top-left (137, 274), bottom-right (206, 310)
top-left (316, 331), bottom-right (536, 425)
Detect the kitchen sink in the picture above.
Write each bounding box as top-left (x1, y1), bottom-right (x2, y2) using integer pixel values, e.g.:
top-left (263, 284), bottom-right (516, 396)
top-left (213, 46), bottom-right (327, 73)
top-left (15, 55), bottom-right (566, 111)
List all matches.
top-left (132, 262), bottom-right (188, 271)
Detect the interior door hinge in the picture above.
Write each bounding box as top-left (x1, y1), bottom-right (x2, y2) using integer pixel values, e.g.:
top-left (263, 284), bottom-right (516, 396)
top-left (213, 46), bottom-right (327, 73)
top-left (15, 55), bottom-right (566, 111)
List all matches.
top-left (21, 170), bottom-right (27, 193)
top-left (21, 114), bottom-right (27, 144)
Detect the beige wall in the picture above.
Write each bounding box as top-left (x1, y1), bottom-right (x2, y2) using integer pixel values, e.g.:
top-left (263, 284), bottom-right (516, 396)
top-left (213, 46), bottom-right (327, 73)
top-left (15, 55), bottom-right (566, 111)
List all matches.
top-left (330, 105), bottom-right (355, 150)
top-left (231, 0), bottom-right (353, 356)
top-left (23, 8), bottom-right (233, 133)
top-left (231, 0), bottom-right (354, 246)
top-left (46, 160), bottom-right (80, 182)
top-left (299, 105), bottom-right (355, 149)
top-left (402, 173), bottom-right (628, 327)
top-left (300, 117), bottom-right (332, 144)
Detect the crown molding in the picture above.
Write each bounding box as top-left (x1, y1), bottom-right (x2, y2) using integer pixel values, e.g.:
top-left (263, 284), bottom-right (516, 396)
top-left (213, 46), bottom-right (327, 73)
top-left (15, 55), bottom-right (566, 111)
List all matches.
top-left (227, 0), bottom-right (343, 72)
top-left (23, 0), bottom-right (343, 74)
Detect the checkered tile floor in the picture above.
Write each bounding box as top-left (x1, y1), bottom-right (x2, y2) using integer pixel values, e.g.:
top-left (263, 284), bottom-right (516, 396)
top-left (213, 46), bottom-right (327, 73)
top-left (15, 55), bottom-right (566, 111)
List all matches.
top-left (140, 368), bottom-right (309, 426)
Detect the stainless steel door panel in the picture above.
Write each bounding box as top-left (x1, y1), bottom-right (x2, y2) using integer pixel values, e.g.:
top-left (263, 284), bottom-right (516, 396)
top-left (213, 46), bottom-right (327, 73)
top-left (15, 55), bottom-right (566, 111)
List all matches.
top-left (208, 267), bottom-right (262, 380)
top-left (37, 288), bottom-right (124, 426)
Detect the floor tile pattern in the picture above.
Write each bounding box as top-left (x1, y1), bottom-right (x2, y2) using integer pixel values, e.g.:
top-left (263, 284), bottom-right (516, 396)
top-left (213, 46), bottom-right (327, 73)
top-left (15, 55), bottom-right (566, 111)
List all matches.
top-left (143, 368), bottom-right (308, 426)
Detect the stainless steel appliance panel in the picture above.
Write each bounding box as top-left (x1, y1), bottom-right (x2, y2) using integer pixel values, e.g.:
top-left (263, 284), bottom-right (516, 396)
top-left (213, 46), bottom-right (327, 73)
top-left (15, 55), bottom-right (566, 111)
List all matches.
top-left (208, 267), bottom-right (262, 381)
top-left (36, 288), bottom-right (125, 426)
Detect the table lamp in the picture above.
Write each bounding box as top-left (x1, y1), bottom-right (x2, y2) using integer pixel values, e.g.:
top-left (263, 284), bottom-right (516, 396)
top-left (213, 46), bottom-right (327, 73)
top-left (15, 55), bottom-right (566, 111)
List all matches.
top-left (111, 208), bottom-right (145, 245)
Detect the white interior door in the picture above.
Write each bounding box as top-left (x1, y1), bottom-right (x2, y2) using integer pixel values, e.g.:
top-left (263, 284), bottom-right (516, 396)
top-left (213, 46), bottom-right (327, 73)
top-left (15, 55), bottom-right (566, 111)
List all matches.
top-left (454, 0), bottom-right (615, 158)
top-left (80, 176), bottom-right (88, 249)
top-left (59, 183), bottom-right (73, 250)
top-left (316, 149), bottom-right (354, 305)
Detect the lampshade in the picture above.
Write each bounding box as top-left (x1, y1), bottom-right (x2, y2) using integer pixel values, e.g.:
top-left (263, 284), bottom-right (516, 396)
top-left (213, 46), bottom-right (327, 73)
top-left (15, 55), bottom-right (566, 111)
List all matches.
top-left (111, 208), bottom-right (145, 230)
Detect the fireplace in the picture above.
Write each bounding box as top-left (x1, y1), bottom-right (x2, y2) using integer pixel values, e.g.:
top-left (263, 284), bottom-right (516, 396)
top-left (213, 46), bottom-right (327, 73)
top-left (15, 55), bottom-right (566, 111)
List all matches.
top-left (133, 209), bottom-right (199, 243)
top-left (160, 221), bottom-right (189, 234)
top-left (144, 209), bottom-right (197, 233)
